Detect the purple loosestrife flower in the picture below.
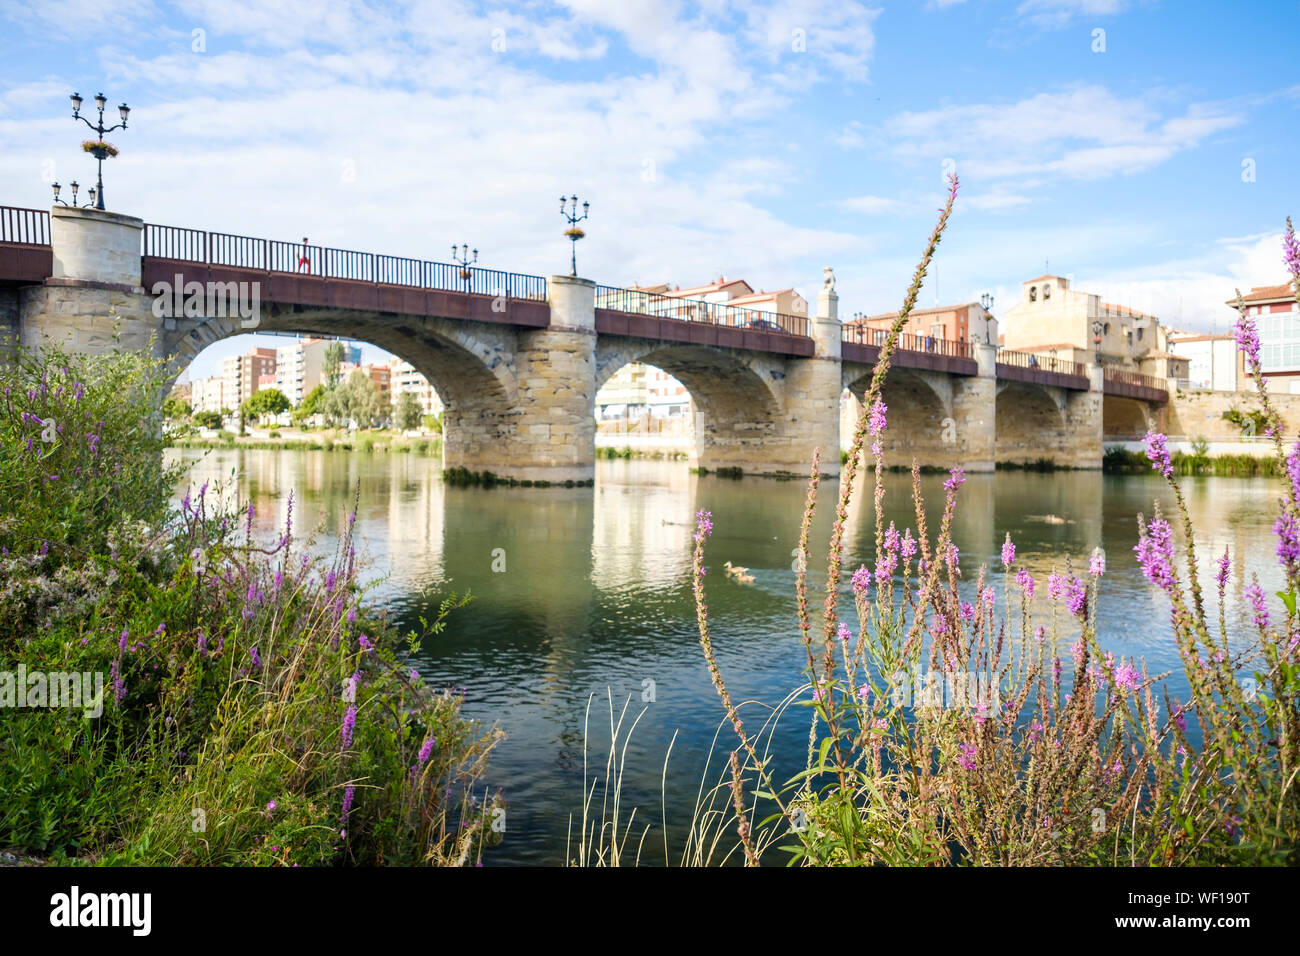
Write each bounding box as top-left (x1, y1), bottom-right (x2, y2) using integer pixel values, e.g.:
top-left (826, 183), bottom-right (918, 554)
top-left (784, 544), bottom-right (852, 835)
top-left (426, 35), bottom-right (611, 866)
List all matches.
top-left (868, 399), bottom-right (888, 437)
top-left (944, 467), bottom-right (965, 493)
top-left (341, 705), bottom-right (357, 749)
top-left (694, 510), bottom-right (713, 544)
top-left (340, 784), bottom-right (355, 834)
top-left (901, 530), bottom-right (917, 562)
top-left (982, 586), bottom-right (995, 609)
top-left (957, 742), bottom-right (977, 771)
top-left (1134, 517), bottom-right (1176, 592)
top-left (417, 737), bottom-right (435, 766)
top-left (1016, 567), bottom-right (1035, 598)
top-left (119, 628), bottom-right (129, 653)
top-left (851, 564), bottom-right (871, 597)
top-left (1066, 577), bottom-right (1087, 617)
top-left (1235, 311), bottom-right (1262, 372)
top-left (837, 622), bottom-right (852, 643)
top-left (1047, 573), bottom-right (1065, 600)
top-left (960, 601), bottom-right (975, 621)
top-left (249, 647), bottom-right (262, 669)
top-left (1114, 661), bottom-right (1141, 692)
top-left (1246, 580), bottom-right (1269, 631)
top-left (358, 634), bottom-right (374, 652)
top-left (1216, 548), bottom-right (1231, 592)
top-left (1089, 548), bottom-right (1105, 577)
top-left (1275, 510), bottom-right (1300, 573)
top-left (1143, 431), bottom-right (1173, 479)
top-left (1001, 533), bottom-right (1015, 567)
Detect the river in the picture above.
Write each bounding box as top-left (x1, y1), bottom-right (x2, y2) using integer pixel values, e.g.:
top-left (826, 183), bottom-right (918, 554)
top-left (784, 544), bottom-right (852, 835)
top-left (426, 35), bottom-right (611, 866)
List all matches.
top-left (168, 447), bottom-right (1285, 865)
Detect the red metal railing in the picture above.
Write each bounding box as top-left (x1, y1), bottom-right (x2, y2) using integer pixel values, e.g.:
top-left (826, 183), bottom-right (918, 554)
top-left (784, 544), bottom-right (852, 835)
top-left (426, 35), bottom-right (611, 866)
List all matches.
top-left (596, 284), bottom-right (808, 337)
top-left (0, 206), bottom-right (50, 245)
top-left (142, 223), bottom-right (548, 300)
top-left (997, 349), bottom-right (1086, 377)
top-left (840, 323), bottom-right (974, 359)
top-left (1103, 367), bottom-right (1168, 392)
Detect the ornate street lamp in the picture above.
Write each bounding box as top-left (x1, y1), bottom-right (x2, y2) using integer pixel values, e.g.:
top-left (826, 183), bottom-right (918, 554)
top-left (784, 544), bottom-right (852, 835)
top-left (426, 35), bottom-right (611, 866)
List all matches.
top-left (50, 180), bottom-right (97, 208)
top-left (1091, 319), bottom-right (1104, 365)
top-left (560, 194), bottom-right (589, 277)
top-left (68, 91), bottom-right (130, 211)
top-left (980, 293), bottom-right (994, 344)
top-left (452, 244), bottom-right (478, 290)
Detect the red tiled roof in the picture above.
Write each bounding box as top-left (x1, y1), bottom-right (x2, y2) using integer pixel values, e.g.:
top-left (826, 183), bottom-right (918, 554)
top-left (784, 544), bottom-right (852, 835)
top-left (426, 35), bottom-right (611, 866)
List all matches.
top-left (1228, 281), bottom-right (1296, 305)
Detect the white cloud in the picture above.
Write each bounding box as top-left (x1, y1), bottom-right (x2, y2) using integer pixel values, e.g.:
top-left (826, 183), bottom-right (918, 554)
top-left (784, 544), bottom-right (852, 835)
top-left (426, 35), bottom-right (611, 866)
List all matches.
top-left (1015, 0), bottom-right (1128, 29)
top-left (885, 85), bottom-right (1240, 183)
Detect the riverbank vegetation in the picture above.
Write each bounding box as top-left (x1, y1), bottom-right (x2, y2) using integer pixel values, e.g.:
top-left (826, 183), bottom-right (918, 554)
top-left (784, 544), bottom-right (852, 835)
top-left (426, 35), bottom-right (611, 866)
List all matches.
top-left (0, 344), bottom-right (501, 865)
top-left (1103, 444), bottom-right (1283, 477)
top-left (168, 428), bottom-right (443, 456)
top-left (580, 187), bottom-right (1298, 866)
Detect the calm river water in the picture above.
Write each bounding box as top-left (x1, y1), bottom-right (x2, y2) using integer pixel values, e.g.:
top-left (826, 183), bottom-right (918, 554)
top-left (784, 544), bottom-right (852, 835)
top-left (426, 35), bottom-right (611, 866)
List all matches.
top-left (168, 448), bottom-right (1284, 865)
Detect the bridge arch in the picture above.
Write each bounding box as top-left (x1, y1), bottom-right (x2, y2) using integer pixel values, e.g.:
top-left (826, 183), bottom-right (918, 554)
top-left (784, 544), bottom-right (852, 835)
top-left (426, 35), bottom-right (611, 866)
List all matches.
top-left (594, 340), bottom-right (788, 471)
top-left (842, 366), bottom-right (954, 469)
top-left (167, 307), bottom-right (523, 470)
top-left (994, 380), bottom-right (1072, 466)
top-left (1102, 395), bottom-right (1153, 440)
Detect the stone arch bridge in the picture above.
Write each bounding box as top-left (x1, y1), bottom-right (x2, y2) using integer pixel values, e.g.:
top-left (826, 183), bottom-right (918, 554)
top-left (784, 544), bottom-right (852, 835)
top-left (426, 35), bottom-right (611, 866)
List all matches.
top-left (0, 205), bottom-right (1170, 482)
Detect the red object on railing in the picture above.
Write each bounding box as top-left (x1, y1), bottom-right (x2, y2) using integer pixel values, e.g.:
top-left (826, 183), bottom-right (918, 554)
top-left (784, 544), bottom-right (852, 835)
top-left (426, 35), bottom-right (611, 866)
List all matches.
top-left (0, 207), bottom-right (51, 246)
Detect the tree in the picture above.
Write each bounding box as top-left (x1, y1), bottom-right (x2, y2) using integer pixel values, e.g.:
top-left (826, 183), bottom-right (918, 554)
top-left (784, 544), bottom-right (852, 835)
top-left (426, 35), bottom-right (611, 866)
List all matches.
top-left (424, 412), bottom-right (443, 434)
top-left (293, 385), bottom-right (327, 427)
top-left (323, 341), bottom-right (346, 388)
top-left (242, 388), bottom-right (291, 423)
top-left (194, 410), bottom-right (222, 429)
top-left (163, 395), bottom-right (191, 420)
top-left (323, 370), bottom-right (386, 429)
top-left (394, 391), bottom-right (423, 431)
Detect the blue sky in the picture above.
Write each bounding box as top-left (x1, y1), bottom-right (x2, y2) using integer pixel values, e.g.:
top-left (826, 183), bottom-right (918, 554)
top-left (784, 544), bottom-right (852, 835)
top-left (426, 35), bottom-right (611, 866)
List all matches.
top-left (1, 0), bottom-right (1296, 380)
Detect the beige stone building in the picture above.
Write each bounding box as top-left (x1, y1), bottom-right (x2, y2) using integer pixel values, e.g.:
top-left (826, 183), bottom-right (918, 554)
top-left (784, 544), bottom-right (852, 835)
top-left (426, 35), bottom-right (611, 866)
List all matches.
top-left (1000, 274), bottom-right (1188, 381)
top-left (388, 357), bottom-right (445, 417)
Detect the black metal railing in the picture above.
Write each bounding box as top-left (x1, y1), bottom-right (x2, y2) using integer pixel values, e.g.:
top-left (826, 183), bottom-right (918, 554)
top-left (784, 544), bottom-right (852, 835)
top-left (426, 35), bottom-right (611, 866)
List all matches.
top-left (596, 284), bottom-right (808, 337)
top-left (1103, 367), bottom-right (1168, 392)
top-left (142, 223), bottom-right (548, 301)
top-left (840, 323), bottom-right (974, 359)
top-left (0, 207), bottom-right (50, 245)
top-left (997, 348), bottom-right (1086, 377)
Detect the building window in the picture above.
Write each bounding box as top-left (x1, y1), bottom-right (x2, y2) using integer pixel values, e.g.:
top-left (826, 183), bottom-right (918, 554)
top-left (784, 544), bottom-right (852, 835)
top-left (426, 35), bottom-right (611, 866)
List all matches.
top-left (1104, 322), bottom-right (1110, 335)
top-left (1137, 327), bottom-right (1143, 341)
top-left (1043, 285), bottom-right (1051, 299)
top-left (1029, 286), bottom-right (1037, 302)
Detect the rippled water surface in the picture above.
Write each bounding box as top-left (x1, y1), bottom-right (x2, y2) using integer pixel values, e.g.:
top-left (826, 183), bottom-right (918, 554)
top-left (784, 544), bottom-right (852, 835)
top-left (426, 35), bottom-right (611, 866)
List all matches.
top-left (169, 448), bottom-right (1282, 865)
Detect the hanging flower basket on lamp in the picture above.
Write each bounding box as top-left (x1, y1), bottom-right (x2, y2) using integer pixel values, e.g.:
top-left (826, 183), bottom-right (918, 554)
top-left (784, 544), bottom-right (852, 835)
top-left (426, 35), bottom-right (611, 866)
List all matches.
top-left (564, 227), bottom-right (585, 240)
top-left (81, 140), bottom-right (119, 160)
top-left (459, 269), bottom-right (473, 280)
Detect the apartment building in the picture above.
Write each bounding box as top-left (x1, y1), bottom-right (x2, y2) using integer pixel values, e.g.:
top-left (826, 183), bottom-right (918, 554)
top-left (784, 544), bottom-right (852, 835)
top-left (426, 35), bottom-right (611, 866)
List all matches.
top-left (1229, 281), bottom-right (1300, 392)
top-left (388, 358), bottom-right (445, 417)
top-left (220, 347), bottom-right (277, 409)
top-left (274, 338), bottom-right (361, 405)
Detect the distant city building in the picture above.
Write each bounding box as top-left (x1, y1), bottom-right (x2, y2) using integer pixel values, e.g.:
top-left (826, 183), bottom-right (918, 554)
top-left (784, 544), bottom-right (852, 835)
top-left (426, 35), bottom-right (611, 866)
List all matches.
top-left (1229, 281), bottom-right (1300, 392)
top-left (221, 347), bottom-right (276, 408)
top-left (1000, 274), bottom-right (1188, 381)
top-left (190, 375), bottom-right (230, 413)
top-left (274, 338), bottom-right (360, 405)
top-left (170, 381), bottom-right (192, 407)
top-left (388, 358), bottom-right (445, 417)
top-left (1167, 332), bottom-right (1240, 391)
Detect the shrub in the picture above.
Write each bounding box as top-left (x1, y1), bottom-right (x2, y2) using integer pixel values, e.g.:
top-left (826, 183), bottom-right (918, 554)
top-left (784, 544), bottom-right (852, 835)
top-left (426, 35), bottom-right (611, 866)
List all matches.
top-left (0, 343), bottom-right (503, 865)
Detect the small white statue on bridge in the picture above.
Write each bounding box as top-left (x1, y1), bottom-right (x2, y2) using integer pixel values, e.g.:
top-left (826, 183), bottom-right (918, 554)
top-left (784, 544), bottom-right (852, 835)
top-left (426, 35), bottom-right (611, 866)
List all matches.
top-left (823, 266), bottom-right (836, 293)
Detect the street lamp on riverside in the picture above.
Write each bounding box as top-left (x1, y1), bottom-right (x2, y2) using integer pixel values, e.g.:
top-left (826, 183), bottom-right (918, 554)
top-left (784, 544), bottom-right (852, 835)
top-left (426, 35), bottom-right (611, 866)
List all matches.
top-left (560, 194), bottom-right (589, 277)
top-left (50, 180), bottom-right (97, 208)
top-left (452, 244), bottom-right (478, 290)
top-left (67, 91), bottom-right (130, 211)
top-left (1091, 319), bottom-right (1104, 366)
